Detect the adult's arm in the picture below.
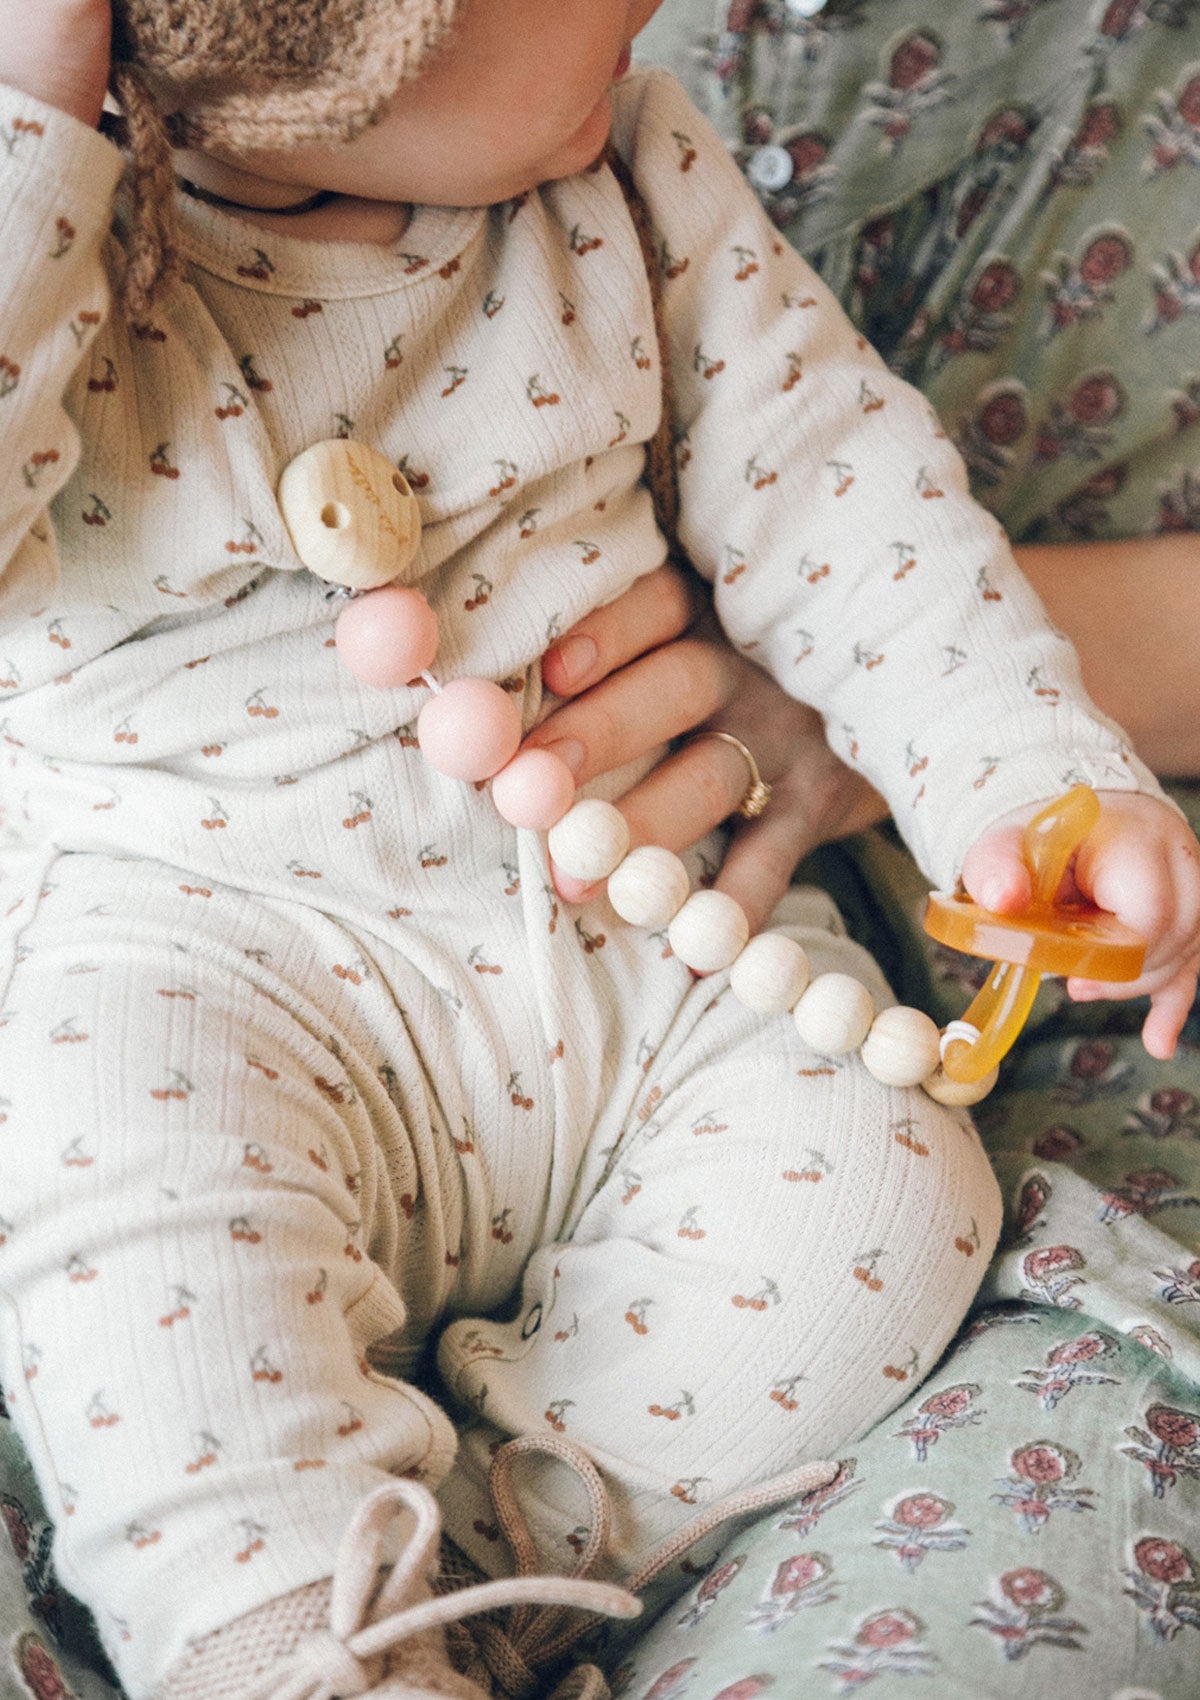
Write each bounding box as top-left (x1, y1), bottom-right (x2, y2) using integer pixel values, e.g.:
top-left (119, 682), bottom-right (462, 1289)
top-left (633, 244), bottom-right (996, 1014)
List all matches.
top-left (1017, 534), bottom-right (1200, 779)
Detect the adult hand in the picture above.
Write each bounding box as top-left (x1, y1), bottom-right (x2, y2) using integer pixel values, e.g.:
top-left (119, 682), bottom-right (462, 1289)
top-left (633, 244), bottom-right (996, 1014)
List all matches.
top-left (525, 562), bottom-right (886, 932)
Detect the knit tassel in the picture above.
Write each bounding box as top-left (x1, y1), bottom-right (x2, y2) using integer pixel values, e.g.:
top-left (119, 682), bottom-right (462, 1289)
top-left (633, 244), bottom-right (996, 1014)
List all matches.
top-left (108, 62), bottom-right (183, 322)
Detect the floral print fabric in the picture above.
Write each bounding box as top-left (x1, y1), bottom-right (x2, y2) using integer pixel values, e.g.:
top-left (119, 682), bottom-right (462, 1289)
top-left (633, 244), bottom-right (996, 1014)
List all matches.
top-left (646, 0), bottom-right (1200, 548)
top-left (617, 1301), bottom-right (1200, 1698)
top-left (606, 3), bottom-right (1200, 1696)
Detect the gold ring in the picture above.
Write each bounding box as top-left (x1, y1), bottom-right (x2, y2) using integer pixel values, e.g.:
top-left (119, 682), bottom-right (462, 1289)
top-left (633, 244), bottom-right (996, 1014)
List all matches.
top-left (686, 731), bottom-right (773, 819)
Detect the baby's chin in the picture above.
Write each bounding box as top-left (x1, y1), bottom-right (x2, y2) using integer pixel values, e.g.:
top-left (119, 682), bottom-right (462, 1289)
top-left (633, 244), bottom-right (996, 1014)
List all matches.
top-left (441, 96), bottom-right (614, 208)
top-left (203, 84), bottom-right (618, 215)
top-left (534, 89), bottom-right (616, 188)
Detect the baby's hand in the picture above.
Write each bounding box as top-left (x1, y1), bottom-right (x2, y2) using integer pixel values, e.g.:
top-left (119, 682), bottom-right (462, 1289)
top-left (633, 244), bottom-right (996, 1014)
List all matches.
top-left (961, 792), bottom-right (1200, 1060)
top-left (0, 0), bottom-right (111, 128)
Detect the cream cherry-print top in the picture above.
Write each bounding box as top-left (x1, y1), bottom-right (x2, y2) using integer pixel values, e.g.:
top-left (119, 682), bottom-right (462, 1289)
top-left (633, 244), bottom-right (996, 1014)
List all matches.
top-left (0, 69), bottom-right (1161, 911)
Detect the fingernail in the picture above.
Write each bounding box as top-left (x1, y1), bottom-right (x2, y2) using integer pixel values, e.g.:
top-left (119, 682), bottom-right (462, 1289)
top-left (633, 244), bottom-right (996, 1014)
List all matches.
top-left (546, 634), bottom-right (597, 688)
top-left (540, 737), bottom-right (585, 777)
top-left (554, 870), bottom-right (598, 903)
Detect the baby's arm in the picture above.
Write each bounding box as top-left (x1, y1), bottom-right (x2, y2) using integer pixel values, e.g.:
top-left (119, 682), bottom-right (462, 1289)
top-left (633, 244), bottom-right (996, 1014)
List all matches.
top-left (0, 1), bottom-right (123, 600)
top-left (612, 71), bottom-right (1167, 891)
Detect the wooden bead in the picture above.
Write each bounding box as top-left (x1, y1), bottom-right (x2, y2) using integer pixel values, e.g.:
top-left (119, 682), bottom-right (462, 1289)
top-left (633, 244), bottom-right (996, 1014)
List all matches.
top-left (793, 972), bottom-right (874, 1056)
top-left (668, 889), bottom-right (751, 974)
top-left (607, 846), bottom-right (691, 927)
top-left (279, 439), bottom-right (422, 589)
top-left (729, 932), bottom-right (810, 1014)
top-left (547, 800), bottom-right (631, 882)
top-left (921, 1063), bottom-right (999, 1107)
top-left (860, 1004), bottom-right (942, 1088)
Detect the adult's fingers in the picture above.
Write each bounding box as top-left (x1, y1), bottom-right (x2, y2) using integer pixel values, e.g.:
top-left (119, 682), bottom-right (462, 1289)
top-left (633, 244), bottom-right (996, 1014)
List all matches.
top-left (615, 734), bottom-right (765, 852)
top-left (526, 636), bottom-right (740, 787)
top-left (548, 677), bottom-right (889, 915)
top-left (549, 733), bottom-right (759, 904)
top-left (710, 806), bottom-right (818, 937)
top-left (540, 563), bottom-right (704, 699)
top-left (712, 747), bottom-right (888, 934)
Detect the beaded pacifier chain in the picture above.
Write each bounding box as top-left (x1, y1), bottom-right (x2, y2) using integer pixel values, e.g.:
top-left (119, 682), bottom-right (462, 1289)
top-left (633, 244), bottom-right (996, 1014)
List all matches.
top-left (279, 439), bottom-right (1145, 1104)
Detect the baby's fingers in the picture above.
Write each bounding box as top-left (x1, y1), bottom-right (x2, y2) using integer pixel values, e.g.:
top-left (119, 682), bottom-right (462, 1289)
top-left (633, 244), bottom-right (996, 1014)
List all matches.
top-left (1076, 813), bottom-right (1200, 980)
top-left (1143, 958), bottom-right (1200, 1059)
top-left (1075, 835), bottom-right (1173, 950)
top-left (1070, 954), bottom-right (1200, 1060)
top-left (959, 821), bottom-right (1033, 914)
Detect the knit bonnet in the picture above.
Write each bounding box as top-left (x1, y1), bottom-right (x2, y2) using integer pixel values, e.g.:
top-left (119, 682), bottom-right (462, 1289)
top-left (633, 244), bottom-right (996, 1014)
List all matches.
top-left (107, 0), bottom-right (464, 316)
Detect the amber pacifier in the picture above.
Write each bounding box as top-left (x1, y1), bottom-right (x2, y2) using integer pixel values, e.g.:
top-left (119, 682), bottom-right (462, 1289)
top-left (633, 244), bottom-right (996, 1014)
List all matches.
top-left (923, 785), bottom-right (1145, 1083)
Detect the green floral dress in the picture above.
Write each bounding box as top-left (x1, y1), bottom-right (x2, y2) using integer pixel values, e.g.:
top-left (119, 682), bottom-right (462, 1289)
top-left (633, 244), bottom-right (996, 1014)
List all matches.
top-left (608, 3), bottom-right (1200, 1697)
top-left (2, 2), bottom-right (1200, 1696)
top-left (648, 0), bottom-right (1200, 546)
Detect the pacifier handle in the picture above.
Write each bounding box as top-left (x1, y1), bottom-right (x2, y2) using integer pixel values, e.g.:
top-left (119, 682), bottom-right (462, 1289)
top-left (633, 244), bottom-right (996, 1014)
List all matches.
top-left (1023, 784), bottom-right (1100, 907)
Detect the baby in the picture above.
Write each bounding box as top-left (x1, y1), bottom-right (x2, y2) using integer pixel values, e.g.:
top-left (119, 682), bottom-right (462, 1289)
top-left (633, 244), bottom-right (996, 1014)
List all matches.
top-left (2, 1), bottom-right (1199, 1697)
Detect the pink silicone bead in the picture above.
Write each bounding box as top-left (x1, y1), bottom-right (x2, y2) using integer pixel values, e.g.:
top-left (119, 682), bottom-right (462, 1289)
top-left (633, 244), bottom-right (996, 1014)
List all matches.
top-left (335, 585), bottom-right (439, 688)
top-left (491, 747), bottom-right (577, 830)
top-left (417, 677), bottom-right (523, 782)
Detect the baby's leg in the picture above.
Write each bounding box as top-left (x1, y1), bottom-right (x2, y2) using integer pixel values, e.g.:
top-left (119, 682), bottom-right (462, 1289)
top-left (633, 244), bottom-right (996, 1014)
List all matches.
top-left (0, 857), bottom-right (457, 1698)
top-left (440, 887), bottom-right (1002, 1578)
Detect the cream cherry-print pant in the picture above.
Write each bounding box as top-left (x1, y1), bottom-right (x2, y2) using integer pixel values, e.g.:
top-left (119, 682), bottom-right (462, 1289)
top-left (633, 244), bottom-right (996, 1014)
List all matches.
top-left (0, 852), bottom-right (1001, 1698)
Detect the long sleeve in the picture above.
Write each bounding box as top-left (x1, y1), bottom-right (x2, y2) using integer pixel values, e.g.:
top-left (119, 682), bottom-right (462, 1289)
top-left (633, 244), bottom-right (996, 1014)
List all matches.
top-left (613, 71), bottom-right (1163, 891)
top-left (0, 85), bottom-right (123, 621)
